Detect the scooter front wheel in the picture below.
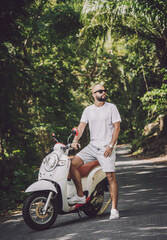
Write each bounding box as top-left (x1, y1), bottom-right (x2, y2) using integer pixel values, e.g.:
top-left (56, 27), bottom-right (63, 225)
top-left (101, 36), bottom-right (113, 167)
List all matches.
top-left (23, 191), bottom-right (57, 230)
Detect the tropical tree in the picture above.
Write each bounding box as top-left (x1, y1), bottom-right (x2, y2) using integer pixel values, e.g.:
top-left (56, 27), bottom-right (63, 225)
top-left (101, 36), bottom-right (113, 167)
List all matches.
top-left (0, 0), bottom-right (85, 212)
top-left (81, 0), bottom-right (167, 74)
top-left (79, 0), bottom-right (167, 143)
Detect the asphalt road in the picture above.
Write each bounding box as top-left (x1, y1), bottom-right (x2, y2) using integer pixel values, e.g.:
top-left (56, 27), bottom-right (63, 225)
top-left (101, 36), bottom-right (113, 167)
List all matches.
top-left (0, 145), bottom-right (167, 240)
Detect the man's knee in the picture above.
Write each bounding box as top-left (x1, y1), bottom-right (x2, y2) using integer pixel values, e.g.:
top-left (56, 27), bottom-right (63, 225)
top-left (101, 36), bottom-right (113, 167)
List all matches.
top-left (71, 155), bottom-right (84, 169)
top-left (106, 172), bottom-right (117, 183)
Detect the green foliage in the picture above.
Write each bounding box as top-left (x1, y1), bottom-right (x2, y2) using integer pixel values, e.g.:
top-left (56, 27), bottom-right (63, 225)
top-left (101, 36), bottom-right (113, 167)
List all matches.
top-left (0, 0), bottom-right (82, 162)
top-left (79, 0), bottom-right (167, 145)
top-left (1, 0), bottom-right (167, 213)
top-left (46, 4), bottom-right (81, 39)
top-left (0, 160), bottom-right (38, 211)
top-left (0, 0), bottom-right (83, 211)
top-left (81, 0), bottom-right (167, 69)
top-left (141, 83), bottom-right (167, 119)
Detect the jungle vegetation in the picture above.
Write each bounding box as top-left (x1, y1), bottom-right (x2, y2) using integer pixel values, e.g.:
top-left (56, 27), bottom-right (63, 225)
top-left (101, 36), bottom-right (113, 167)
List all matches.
top-left (0, 0), bottom-right (167, 212)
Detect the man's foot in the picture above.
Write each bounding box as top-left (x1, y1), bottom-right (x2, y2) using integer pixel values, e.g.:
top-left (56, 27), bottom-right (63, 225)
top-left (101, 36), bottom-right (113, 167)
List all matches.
top-left (109, 209), bottom-right (119, 220)
top-left (68, 194), bottom-right (86, 205)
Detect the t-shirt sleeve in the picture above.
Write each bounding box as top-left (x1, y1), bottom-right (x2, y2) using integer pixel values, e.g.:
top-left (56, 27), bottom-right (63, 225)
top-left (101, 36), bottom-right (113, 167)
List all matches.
top-left (112, 105), bottom-right (122, 123)
top-left (80, 107), bottom-right (89, 123)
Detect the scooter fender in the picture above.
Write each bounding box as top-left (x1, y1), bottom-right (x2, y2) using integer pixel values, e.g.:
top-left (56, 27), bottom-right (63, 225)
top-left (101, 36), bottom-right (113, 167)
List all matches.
top-left (86, 166), bottom-right (106, 196)
top-left (25, 180), bottom-right (58, 194)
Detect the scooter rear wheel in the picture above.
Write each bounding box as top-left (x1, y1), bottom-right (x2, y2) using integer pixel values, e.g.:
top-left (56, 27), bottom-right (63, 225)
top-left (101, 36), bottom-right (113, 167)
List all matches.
top-left (23, 191), bottom-right (57, 230)
top-left (82, 183), bottom-right (104, 217)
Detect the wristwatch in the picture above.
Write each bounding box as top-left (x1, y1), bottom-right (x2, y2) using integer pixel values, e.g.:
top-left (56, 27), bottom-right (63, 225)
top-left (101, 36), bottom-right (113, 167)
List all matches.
top-left (108, 144), bottom-right (113, 149)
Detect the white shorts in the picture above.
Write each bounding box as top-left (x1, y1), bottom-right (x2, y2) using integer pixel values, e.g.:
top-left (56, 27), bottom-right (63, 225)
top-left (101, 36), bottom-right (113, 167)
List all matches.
top-left (76, 144), bottom-right (116, 172)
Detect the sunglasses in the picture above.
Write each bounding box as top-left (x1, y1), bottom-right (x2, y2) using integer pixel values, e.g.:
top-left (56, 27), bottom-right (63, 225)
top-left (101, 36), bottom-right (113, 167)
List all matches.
top-left (94, 89), bottom-right (107, 94)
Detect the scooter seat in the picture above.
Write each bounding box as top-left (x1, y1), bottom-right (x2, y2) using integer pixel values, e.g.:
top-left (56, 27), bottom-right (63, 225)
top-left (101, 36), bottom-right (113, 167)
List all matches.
top-left (68, 160), bottom-right (100, 180)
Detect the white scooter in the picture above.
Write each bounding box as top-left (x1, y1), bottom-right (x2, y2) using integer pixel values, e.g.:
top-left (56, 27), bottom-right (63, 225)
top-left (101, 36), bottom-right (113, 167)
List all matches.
top-left (22, 128), bottom-right (108, 230)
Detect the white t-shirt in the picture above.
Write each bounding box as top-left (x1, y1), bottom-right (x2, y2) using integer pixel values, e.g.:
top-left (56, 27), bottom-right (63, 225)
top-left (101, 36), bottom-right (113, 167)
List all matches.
top-left (80, 102), bottom-right (121, 147)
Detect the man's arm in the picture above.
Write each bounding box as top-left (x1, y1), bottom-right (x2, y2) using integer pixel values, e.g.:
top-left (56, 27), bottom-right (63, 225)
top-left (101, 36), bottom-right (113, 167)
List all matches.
top-left (71, 122), bottom-right (87, 149)
top-left (110, 121), bottom-right (120, 147)
top-left (104, 121), bottom-right (120, 158)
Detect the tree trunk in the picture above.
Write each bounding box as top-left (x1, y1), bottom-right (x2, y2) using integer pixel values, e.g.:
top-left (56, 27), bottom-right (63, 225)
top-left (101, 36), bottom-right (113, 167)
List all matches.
top-left (156, 30), bottom-right (167, 82)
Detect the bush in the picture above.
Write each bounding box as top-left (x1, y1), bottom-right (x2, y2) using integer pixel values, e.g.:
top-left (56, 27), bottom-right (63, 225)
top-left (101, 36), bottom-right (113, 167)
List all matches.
top-left (0, 161), bottom-right (38, 212)
top-left (141, 83), bottom-right (167, 119)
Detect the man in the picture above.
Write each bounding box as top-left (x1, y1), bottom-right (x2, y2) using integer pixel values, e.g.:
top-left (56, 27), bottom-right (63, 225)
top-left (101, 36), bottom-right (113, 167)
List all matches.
top-left (69, 84), bottom-right (121, 220)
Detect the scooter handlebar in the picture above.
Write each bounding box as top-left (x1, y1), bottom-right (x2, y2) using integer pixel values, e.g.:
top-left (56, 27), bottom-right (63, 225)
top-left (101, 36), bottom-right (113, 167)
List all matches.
top-left (65, 143), bottom-right (81, 150)
top-left (66, 144), bottom-right (72, 149)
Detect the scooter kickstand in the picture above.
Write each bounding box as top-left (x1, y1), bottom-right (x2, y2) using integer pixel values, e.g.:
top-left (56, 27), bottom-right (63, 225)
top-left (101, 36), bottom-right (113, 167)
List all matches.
top-left (77, 209), bottom-right (84, 221)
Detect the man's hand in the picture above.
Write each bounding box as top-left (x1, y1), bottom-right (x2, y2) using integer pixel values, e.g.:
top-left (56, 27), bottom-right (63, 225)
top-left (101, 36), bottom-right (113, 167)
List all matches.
top-left (104, 145), bottom-right (113, 158)
top-left (71, 142), bottom-right (81, 150)
top-left (71, 122), bottom-right (86, 150)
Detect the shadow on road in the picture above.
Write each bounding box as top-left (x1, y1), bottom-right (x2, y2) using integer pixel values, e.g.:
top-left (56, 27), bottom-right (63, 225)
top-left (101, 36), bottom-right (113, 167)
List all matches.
top-left (0, 144), bottom-right (167, 240)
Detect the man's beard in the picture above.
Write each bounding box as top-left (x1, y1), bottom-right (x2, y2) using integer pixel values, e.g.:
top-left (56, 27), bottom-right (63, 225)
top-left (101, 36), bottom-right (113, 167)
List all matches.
top-left (96, 95), bottom-right (107, 102)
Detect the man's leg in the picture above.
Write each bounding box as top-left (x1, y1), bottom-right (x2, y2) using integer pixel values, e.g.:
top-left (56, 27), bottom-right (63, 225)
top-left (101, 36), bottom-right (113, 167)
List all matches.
top-left (106, 172), bottom-right (119, 219)
top-left (106, 172), bottom-right (118, 209)
top-left (70, 155), bottom-right (84, 197)
top-left (69, 144), bottom-right (96, 204)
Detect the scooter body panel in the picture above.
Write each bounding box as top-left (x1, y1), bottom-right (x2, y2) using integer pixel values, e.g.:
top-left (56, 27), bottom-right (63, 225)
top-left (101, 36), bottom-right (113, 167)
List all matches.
top-left (38, 151), bottom-right (71, 183)
top-left (25, 180), bottom-right (57, 194)
top-left (66, 166), bottom-right (106, 209)
top-left (67, 176), bottom-right (88, 199)
top-left (86, 166), bottom-right (106, 196)
top-left (56, 178), bottom-right (71, 212)
top-left (37, 148), bottom-right (71, 212)
top-left (66, 166), bottom-right (105, 199)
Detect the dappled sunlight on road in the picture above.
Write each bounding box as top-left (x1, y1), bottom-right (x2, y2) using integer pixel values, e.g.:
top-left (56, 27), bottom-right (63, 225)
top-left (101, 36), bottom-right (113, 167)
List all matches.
top-left (1, 145), bottom-right (167, 240)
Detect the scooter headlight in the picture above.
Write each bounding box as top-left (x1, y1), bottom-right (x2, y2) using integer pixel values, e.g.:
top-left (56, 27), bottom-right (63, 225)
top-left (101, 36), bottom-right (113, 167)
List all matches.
top-left (44, 152), bottom-right (59, 172)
